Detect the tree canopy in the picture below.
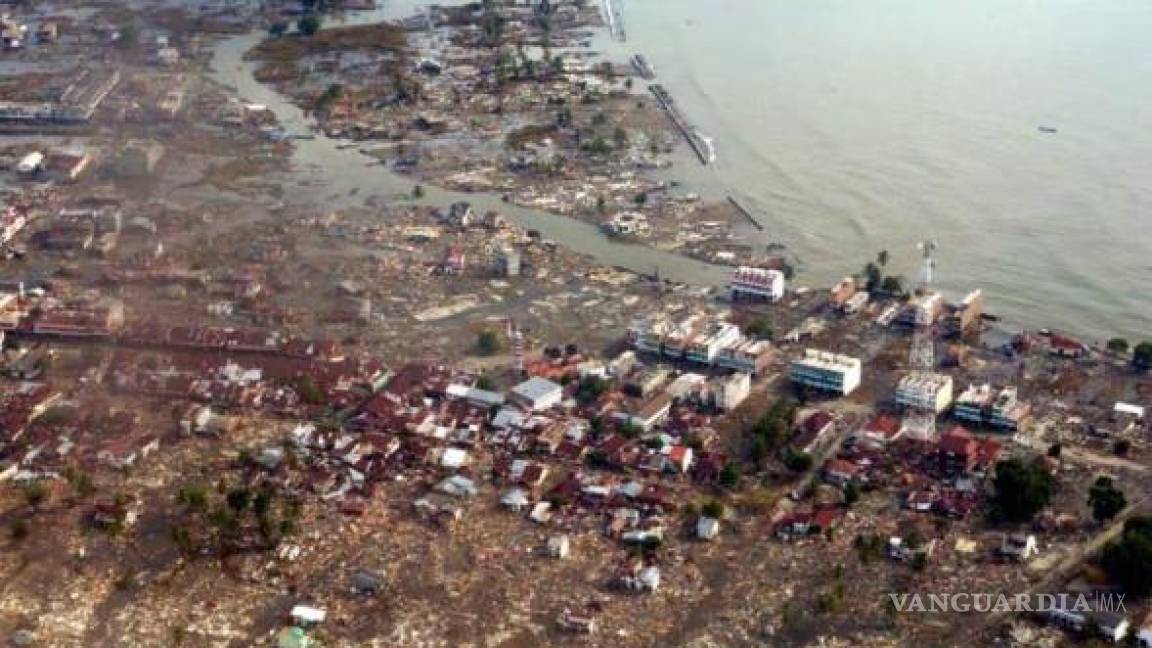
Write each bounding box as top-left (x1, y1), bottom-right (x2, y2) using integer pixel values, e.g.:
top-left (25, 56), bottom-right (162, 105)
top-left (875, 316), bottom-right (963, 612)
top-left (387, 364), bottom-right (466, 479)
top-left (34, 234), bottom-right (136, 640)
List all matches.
top-left (1089, 476), bottom-right (1126, 524)
top-left (298, 15), bottom-right (322, 36)
top-left (990, 458), bottom-right (1053, 523)
top-left (1133, 342), bottom-right (1152, 371)
top-left (1102, 516), bottom-right (1152, 596)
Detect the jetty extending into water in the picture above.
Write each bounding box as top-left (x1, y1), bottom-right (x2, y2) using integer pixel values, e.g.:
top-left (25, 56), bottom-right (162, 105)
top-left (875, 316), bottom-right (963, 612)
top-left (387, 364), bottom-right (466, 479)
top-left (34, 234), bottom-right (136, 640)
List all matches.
top-left (727, 197), bottom-right (764, 231)
top-left (631, 54), bottom-right (655, 80)
top-left (649, 84), bottom-right (712, 166)
top-left (602, 0), bottom-right (626, 41)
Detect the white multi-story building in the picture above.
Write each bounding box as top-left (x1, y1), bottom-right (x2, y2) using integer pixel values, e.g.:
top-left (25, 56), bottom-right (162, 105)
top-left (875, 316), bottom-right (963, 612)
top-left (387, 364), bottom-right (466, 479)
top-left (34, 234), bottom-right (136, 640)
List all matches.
top-left (953, 383), bottom-right (1030, 431)
top-left (711, 372), bottom-right (751, 411)
top-left (729, 266), bottom-right (785, 302)
top-left (894, 373), bottom-right (954, 414)
top-left (790, 349), bottom-right (862, 396)
top-left (629, 315), bottom-right (771, 375)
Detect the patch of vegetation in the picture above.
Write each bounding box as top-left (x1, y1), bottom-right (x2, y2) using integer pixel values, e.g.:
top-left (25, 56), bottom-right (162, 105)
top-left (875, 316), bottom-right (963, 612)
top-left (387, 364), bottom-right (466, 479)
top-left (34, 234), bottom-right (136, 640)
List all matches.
top-left (170, 481), bottom-right (301, 558)
top-left (506, 123), bottom-right (558, 149)
top-left (1088, 476), bottom-right (1126, 524)
top-left (475, 330), bottom-right (502, 356)
top-left (989, 457), bottom-right (1053, 523)
top-left (1101, 516), bottom-right (1152, 596)
top-left (248, 23), bottom-right (407, 63)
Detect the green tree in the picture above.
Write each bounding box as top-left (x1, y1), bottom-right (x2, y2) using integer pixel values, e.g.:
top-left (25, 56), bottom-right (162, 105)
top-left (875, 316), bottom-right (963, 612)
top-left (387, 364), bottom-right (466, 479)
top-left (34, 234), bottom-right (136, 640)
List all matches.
top-left (1089, 476), bottom-right (1126, 524)
top-left (618, 421), bottom-right (643, 439)
top-left (613, 127), bottom-right (629, 149)
top-left (68, 471), bottom-right (96, 499)
top-left (316, 83), bottom-right (343, 111)
top-left (1101, 516), bottom-right (1152, 596)
top-left (294, 375), bottom-right (325, 405)
top-left (990, 458), bottom-right (1053, 523)
top-left (575, 375), bottom-right (608, 405)
top-left (23, 482), bottom-right (47, 510)
top-left (745, 318), bottom-right (773, 340)
top-left (412, 184), bottom-right (425, 199)
top-left (844, 482), bottom-right (860, 506)
top-left (177, 485), bottom-right (208, 511)
top-left (9, 518), bottom-right (29, 541)
top-left (116, 24), bottom-right (140, 51)
top-left (877, 250), bottom-right (889, 267)
top-left (1133, 342), bottom-right (1152, 371)
top-left (1114, 439), bottom-right (1132, 457)
top-left (880, 275), bottom-right (904, 295)
top-left (476, 330), bottom-right (502, 356)
top-left (719, 463), bottom-right (739, 488)
top-left (701, 500), bottom-right (725, 519)
top-left (226, 487), bottom-right (251, 513)
top-left (297, 15), bottom-right (322, 36)
top-left (783, 448), bottom-right (813, 473)
top-left (268, 21), bottom-right (288, 37)
top-left (1106, 338), bottom-right (1129, 355)
top-left (862, 262), bottom-right (882, 292)
top-left (475, 374), bottom-right (495, 391)
top-left (556, 107), bottom-right (572, 128)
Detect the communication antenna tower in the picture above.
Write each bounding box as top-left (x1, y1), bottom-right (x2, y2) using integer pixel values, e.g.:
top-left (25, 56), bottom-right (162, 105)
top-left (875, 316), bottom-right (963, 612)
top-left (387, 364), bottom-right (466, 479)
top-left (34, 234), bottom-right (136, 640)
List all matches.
top-left (903, 240), bottom-right (939, 442)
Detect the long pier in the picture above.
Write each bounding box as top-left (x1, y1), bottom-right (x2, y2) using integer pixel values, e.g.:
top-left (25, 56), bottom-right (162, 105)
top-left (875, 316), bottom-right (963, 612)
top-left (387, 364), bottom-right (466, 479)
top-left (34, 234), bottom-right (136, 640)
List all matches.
top-left (602, 0), bottom-right (626, 41)
top-left (648, 84), bottom-right (711, 166)
top-left (630, 54), bottom-right (655, 80)
top-left (727, 197), bottom-right (764, 231)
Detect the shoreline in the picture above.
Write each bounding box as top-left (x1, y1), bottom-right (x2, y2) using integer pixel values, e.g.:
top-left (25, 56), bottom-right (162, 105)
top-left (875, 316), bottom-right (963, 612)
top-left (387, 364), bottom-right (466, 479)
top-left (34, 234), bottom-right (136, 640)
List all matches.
top-left (224, 2), bottom-right (1134, 350)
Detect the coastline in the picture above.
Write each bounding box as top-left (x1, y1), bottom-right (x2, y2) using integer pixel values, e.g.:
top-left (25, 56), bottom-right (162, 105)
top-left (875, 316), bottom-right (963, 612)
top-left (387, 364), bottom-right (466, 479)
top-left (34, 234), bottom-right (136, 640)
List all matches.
top-left (218, 1), bottom-right (1138, 350)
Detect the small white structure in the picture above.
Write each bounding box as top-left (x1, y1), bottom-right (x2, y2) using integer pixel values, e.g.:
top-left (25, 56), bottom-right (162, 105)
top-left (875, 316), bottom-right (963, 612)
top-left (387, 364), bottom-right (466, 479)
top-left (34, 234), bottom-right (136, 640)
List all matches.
top-left (696, 516), bottom-right (720, 540)
top-left (729, 266), bottom-right (785, 302)
top-left (435, 475), bottom-right (478, 498)
top-left (440, 447), bottom-right (469, 469)
top-left (16, 151), bottom-right (44, 175)
top-left (511, 377), bottom-right (563, 411)
top-left (997, 533), bottom-right (1039, 562)
top-left (546, 534), bottom-right (571, 559)
top-left (500, 488), bottom-right (530, 511)
top-left (636, 566), bottom-right (661, 592)
top-left (289, 605), bottom-right (327, 626)
top-left (1115, 402), bottom-right (1146, 420)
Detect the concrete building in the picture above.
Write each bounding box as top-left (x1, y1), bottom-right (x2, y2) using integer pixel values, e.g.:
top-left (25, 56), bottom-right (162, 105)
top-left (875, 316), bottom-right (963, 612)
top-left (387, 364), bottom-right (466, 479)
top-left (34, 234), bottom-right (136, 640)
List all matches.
top-left (711, 372), bottom-right (751, 411)
top-left (829, 276), bottom-right (856, 308)
top-left (894, 373), bottom-right (954, 414)
top-left (629, 315), bottom-right (772, 375)
top-left (511, 377), bottom-right (563, 412)
top-left (948, 289), bottom-right (984, 335)
top-left (729, 266), bottom-right (785, 302)
top-left (953, 384), bottom-right (1030, 431)
top-left (790, 349), bottom-right (862, 396)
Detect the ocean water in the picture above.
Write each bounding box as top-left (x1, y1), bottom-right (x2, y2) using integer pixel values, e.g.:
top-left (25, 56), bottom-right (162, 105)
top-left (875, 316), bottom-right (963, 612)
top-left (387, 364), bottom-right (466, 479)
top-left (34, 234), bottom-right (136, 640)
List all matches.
top-left (615, 0), bottom-right (1152, 341)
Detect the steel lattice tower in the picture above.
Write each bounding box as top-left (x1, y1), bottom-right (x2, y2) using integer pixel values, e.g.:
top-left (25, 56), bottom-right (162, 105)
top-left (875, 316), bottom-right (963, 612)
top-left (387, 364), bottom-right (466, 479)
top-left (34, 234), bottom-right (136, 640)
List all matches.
top-left (903, 241), bottom-right (938, 442)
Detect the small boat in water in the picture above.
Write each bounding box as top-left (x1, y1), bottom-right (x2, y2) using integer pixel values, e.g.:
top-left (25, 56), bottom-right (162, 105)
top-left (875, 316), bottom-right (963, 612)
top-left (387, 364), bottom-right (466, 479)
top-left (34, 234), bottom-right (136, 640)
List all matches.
top-left (1038, 125), bottom-right (1058, 134)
